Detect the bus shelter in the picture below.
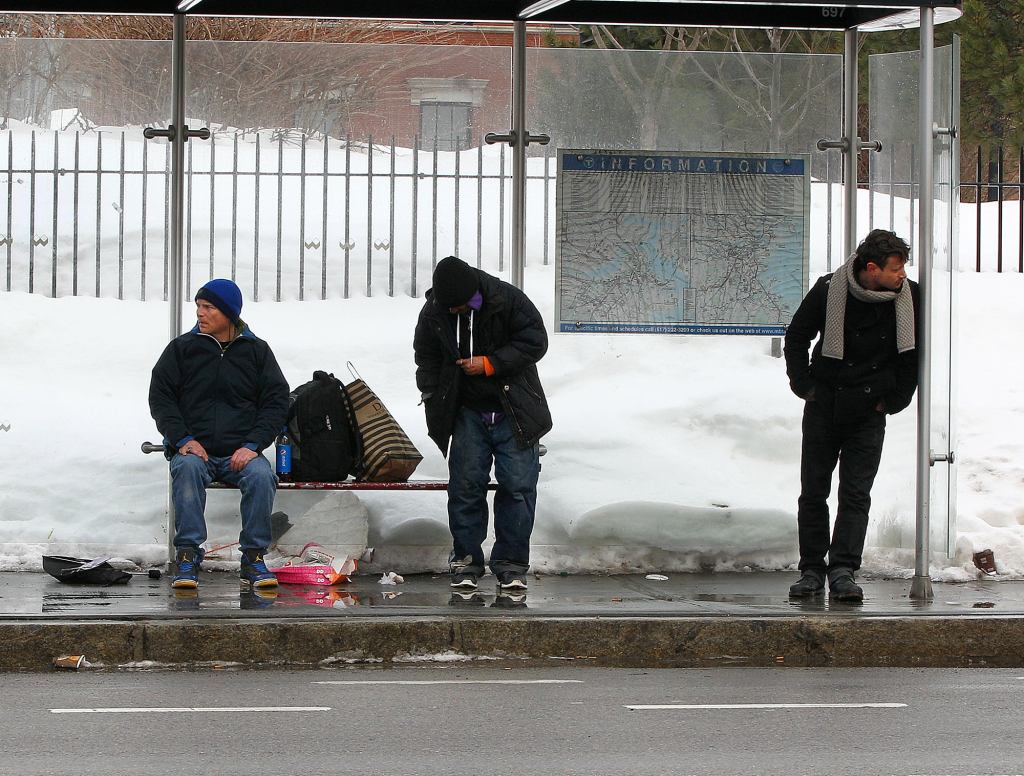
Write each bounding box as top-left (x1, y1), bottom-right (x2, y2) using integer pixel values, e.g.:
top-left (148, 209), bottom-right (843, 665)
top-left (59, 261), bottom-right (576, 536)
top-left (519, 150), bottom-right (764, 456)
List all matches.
top-left (0, 0), bottom-right (962, 597)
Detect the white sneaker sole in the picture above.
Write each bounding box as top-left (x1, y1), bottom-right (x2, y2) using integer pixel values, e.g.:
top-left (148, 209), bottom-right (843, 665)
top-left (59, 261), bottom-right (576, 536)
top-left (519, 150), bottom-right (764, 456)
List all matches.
top-left (451, 579), bottom-right (478, 589)
top-left (499, 579), bottom-right (527, 590)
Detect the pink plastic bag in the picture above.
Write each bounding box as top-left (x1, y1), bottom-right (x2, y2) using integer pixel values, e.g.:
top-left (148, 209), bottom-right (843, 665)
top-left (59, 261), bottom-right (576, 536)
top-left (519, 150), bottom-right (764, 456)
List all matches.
top-left (272, 542), bottom-right (358, 586)
top-left (274, 565), bottom-right (340, 586)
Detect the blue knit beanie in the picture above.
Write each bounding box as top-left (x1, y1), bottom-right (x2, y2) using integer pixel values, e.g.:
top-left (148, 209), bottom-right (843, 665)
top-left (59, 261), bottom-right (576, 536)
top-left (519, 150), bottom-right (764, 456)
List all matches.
top-left (195, 278), bottom-right (243, 323)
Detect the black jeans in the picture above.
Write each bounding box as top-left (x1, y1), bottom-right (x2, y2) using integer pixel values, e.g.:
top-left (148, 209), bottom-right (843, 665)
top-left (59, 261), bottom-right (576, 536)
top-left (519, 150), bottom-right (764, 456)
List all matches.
top-left (797, 398), bottom-right (886, 574)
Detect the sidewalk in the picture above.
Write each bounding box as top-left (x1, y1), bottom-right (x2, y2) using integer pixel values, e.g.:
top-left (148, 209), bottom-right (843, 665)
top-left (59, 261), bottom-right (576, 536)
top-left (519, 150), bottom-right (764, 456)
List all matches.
top-left (1, 570), bottom-right (1021, 671)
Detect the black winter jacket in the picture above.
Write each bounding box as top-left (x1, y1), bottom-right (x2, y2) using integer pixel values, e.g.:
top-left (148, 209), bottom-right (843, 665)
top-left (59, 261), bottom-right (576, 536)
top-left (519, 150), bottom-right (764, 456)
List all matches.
top-left (784, 274), bottom-right (921, 418)
top-left (149, 325), bottom-right (289, 457)
top-left (414, 269), bottom-right (552, 454)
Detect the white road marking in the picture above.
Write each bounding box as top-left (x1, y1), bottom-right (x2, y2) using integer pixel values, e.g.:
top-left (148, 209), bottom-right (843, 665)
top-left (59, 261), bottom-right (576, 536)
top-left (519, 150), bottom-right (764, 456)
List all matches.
top-left (50, 706), bottom-right (330, 714)
top-left (625, 702), bottom-right (907, 710)
top-left (313, 679), bottom-right (584, 686)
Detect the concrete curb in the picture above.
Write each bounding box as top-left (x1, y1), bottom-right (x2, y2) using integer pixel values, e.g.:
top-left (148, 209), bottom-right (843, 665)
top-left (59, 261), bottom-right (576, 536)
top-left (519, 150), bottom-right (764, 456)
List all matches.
top-left (4, 615), bottom-right (1024, 671)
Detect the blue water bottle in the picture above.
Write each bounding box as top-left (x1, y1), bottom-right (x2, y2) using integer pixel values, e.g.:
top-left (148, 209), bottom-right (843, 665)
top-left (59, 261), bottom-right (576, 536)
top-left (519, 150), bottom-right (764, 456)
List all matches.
top-left (275, 426), bottom-right (293, 481)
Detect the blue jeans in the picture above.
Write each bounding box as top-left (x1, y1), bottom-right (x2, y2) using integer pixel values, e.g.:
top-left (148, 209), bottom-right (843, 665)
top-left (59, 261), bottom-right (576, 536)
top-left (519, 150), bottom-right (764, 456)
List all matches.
top-left (169, 453), bottom-right (278, 553)
top-left (448, 407), bottom-right (540, 577)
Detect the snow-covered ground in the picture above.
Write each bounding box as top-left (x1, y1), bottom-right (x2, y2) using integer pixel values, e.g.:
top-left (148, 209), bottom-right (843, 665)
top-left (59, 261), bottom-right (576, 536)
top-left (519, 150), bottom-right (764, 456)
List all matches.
top-left (0, 265), bottom-right (1018, 581)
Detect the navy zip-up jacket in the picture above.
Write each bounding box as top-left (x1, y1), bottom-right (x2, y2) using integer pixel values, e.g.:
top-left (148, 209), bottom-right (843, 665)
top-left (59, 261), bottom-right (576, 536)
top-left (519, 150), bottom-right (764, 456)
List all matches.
top-left (149, 324), bottom-right (289, 457)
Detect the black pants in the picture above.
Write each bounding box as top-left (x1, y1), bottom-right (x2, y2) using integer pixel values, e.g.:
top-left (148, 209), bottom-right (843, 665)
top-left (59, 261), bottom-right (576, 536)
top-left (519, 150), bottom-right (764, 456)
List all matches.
top-left (797, 400), bottom-right (886, 574)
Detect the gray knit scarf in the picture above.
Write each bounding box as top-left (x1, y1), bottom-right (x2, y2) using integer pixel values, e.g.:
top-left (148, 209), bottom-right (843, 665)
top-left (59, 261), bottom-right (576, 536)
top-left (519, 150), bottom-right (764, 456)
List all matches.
top-left (822, 252), bottom-right (916, 360)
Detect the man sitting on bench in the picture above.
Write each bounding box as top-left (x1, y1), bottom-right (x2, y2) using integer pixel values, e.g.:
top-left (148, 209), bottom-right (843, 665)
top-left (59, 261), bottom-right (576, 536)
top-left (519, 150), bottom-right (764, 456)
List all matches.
top-left (149, 278), bottom-right (289, 591)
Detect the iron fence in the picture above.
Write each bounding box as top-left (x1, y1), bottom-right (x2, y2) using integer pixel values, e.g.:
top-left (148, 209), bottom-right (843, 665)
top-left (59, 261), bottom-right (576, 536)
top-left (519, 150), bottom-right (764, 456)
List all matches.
top-left (3, 131), bottom-right (1023, 304)
top-left (866, 143), bottom-right (1024, 273)
top-left (1, 128), bottom-right (536, 301)
top-left (963, 145), bottom-right (1023, 273)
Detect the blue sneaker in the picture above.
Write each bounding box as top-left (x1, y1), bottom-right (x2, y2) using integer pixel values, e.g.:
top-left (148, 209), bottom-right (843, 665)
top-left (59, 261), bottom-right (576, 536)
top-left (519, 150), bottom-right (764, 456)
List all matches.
top-left (171, 547), bottom-right (202, 589)
top-left (240, 549), bottom-right (278, 589)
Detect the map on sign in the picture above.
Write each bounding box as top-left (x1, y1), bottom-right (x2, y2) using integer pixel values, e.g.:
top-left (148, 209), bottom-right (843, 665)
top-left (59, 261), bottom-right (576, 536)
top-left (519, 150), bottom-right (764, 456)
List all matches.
top-left (555, 149), bottom-right (809, 335)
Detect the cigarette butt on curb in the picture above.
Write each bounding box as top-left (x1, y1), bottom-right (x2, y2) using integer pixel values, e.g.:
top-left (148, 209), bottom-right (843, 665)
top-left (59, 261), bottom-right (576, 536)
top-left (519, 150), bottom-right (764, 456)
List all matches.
top-left (53, 655), bottom-right (85, 670)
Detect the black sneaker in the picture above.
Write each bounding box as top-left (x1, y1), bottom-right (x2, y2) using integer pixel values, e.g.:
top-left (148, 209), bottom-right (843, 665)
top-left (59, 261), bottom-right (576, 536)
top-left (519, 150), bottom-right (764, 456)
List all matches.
top-left (828, 570), bottom-right (863, 602)
top-left (496, 571), bottom-right (528, 590)
top-left (450, 572), bottom-right (479, 589)
top-left (788, 570), bottom-right (825, 598)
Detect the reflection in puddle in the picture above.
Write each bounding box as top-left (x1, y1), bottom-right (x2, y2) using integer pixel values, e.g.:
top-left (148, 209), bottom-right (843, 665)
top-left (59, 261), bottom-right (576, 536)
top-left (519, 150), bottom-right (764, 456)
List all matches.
top-left (492, 591), bottom-right (528, 609)
top-left (695, 594), bottom-right (778, 605)
top-left (42, 599), bottom-right (115, 611)
top-left (276, 587), bottom-right (359, 609)
top-left (240, 589), bottom-right (280, 610)
top-left (42, 591), bottom-right (148, 612)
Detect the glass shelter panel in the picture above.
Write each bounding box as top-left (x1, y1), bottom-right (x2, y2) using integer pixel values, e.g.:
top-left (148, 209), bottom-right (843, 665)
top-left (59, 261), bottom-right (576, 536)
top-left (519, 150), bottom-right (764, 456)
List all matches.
top-left (175, 40), bottom-right (514, 555)
top-left (521, 47), bottom-right (845, 567)
top-left (528, 48), bottom-right (845, 274)
top-left (0, 37), bottom-right (172, 552)
top-left (869, 43), bottom-right (959, 556)
top-left (183, 41), bottom-right (512, 302)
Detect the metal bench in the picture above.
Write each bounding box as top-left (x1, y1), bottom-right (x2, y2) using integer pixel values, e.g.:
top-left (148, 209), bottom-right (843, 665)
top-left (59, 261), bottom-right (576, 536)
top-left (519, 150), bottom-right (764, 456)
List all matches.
top-left (141, 442), bottom-right (506, 490)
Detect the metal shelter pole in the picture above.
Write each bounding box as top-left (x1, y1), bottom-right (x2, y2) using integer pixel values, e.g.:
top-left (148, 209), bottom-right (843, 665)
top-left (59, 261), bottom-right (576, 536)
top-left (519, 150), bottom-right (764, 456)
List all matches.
top-left (510, 19), bottom-right (527, 289)
top-left (168, 14), bottom-right (186, 345)
top-left (911, 6), bottom-right (935, 600)
top-left (843, 28), bottom-right (858, 256)
top-left (165, 12), bottom-right (187, 563)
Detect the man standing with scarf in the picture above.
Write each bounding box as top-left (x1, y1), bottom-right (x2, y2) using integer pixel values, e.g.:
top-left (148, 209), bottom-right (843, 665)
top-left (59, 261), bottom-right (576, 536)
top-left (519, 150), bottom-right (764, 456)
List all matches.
top-left (784, 230), bottom-right (920, 602)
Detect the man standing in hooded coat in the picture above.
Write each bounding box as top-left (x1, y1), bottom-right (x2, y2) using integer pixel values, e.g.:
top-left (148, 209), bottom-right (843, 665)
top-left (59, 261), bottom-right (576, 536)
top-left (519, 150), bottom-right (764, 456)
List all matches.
top-left (414, 256), bottom-right (552, 592)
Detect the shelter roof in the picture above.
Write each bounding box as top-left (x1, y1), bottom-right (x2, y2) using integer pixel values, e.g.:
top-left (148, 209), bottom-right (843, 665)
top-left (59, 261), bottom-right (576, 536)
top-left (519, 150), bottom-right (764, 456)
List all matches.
top-left (0, 0), bottom-right (962, 32)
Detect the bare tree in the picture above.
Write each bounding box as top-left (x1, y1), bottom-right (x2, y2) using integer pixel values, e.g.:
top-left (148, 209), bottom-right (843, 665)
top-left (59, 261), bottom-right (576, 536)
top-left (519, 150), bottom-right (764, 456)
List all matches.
top-left (0, 16), bottom-right (78, 128)
top-left (580, 26), bottom-right (842, 151)
top-left (0, 16), bottom-right (468, 138)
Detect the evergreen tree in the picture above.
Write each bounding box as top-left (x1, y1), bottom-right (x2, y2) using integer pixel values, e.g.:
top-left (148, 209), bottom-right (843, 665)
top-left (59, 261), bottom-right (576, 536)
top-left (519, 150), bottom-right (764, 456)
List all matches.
top-left (956, 0), bottom-right (1024, 146)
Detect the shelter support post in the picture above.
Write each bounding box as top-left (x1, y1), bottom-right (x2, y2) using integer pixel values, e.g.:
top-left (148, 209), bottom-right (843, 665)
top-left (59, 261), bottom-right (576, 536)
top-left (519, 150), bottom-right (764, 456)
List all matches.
top-left (486, 19), bottom-right (548, 289)
top-left (168, 13), bottom-right (185, 361)
top-left (511, 19), bottom-right (527, 289)
top-left (843, 28), bottom-right (858, 257)
top-left (166, 12), bottom-right (187, 564)
top-left (815, 30), bottom-right (880, 264)
top-left (911, 7), bottom-right (935, 600)
top-left (142, 14), bottom-right (211, 563)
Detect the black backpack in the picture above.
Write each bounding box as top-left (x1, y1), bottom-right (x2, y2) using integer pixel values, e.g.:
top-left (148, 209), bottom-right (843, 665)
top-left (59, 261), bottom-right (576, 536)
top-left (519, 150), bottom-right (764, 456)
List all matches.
top-left (286, 371), bottom-right (363, 481)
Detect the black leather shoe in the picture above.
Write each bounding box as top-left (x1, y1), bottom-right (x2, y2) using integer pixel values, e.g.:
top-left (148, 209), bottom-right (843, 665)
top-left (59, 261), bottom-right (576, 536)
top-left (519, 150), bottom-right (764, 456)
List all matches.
top-left (788, 570), bottom-right (825, 598)
top-left (828, 570), bottom-right (864, 602)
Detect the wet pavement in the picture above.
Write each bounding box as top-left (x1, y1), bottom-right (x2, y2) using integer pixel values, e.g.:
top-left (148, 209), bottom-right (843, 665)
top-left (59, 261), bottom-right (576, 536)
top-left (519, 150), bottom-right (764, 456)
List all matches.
top-left (5, 570), bottom-right (1023, 671)
top-left (1, 569), bottom-right (1020, 620)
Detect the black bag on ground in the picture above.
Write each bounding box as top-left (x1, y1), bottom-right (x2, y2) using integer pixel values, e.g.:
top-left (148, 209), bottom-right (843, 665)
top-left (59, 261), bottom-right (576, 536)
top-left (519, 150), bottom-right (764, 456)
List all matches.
top-left (287, 371), bottom-right (363, 481)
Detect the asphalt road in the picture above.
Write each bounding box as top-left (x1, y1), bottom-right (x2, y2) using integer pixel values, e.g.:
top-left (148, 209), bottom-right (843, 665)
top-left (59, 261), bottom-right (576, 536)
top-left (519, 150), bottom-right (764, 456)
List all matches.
top-left (4, 665), bottom-right (1023, 775)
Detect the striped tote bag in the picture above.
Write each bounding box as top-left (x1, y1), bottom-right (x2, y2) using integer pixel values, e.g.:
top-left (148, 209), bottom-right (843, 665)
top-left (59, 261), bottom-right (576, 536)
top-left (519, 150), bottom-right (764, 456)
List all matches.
top-left (345, 364), bottom-right (423, 482)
